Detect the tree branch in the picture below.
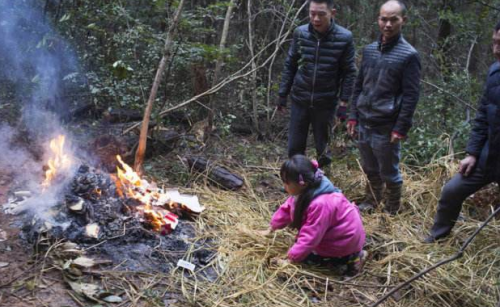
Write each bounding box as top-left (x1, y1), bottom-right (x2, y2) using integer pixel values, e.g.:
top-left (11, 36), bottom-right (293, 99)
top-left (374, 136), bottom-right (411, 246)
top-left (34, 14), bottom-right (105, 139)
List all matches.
top-left (122, 1), bottom-right (307, 135)
top-left (473, 0), bottom-right (500, 11)
top-left (421, 79), bottom-right (477, 111)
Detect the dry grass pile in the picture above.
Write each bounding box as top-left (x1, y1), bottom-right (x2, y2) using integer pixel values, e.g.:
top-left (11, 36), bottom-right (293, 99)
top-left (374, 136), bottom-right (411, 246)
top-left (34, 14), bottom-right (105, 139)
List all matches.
top-left (170, 156), bottom-right (500, 307)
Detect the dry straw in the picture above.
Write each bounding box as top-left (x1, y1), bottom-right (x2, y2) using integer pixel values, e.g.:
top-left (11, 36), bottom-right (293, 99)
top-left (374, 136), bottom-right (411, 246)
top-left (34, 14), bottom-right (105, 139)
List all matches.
top-left (172, 156), bottom-right (499, 307)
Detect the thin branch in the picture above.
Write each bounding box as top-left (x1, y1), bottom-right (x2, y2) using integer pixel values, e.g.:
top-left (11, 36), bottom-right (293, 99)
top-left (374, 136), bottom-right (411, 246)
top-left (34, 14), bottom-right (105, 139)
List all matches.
top-left (421, 79), bottom-right (477, 111)
top-left (473, 0), bottom-right (500, 11)
top-left (369, 205), bottom-right (500, 307)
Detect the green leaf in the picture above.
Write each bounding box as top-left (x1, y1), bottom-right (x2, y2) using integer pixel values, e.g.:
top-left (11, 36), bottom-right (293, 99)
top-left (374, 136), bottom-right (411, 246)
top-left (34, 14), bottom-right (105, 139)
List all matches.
top-left (31, 74), bottom-right (40, 84)
top-left (59, 13), bottom-right (71, 22)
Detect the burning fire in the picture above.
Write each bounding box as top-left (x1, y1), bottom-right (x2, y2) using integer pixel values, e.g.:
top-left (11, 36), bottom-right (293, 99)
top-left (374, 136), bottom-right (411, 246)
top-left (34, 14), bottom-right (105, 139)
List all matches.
top-left (42, 135), bottom-right (72, 188)
top-left (113, 155), bottom-right (179, 234)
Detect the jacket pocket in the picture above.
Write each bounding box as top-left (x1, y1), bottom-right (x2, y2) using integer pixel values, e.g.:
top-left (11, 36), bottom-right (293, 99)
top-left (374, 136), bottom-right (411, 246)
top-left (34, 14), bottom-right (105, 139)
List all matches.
top-left (371, 96), bottom-right (400, 118)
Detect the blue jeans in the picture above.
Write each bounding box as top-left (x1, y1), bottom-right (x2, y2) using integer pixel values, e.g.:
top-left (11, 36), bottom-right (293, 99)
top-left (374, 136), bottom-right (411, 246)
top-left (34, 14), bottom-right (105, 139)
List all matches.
top-left (288, 102), bottom-right (335, 166)
top-left (357, 124), bottom-right (402, 186)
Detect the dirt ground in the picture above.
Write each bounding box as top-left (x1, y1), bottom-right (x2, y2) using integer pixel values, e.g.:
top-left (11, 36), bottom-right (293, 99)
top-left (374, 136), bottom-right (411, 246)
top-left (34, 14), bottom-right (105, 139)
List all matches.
top-left (0, 171), bottom-right (79, 307)
top-left (1, 104), bottom-right (498, 307)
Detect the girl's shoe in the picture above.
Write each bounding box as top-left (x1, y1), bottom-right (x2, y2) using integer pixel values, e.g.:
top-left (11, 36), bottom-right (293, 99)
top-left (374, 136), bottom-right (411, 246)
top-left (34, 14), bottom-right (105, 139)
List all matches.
top-left (346, 250), bottom-right (368, 276)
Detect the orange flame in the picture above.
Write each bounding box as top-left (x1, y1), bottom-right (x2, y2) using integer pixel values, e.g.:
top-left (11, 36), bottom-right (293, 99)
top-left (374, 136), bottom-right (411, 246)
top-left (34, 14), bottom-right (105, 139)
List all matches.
top-left (42, 135), bottom-right (72, 188)
top-left (113, 155), bottom-right (178, 233)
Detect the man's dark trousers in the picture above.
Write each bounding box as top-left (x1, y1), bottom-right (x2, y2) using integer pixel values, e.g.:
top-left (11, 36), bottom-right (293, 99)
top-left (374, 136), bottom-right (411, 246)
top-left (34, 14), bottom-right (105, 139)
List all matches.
top-left (288, 102), bottom-right (335, 166)
top-left (430, 167), bottom-right (499, 239)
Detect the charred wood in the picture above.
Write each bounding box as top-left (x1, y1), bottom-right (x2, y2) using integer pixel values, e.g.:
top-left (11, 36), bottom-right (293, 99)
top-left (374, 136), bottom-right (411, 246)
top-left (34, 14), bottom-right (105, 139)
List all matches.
top-left (186, 156), bottom-right (243, 190)
top-left (103, 109), bottom-right (144, 123)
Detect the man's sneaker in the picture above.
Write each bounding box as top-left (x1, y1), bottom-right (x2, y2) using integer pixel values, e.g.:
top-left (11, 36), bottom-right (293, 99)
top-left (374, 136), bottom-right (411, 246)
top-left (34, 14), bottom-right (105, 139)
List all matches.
top-left (346, 250), bottom-right (368, 277)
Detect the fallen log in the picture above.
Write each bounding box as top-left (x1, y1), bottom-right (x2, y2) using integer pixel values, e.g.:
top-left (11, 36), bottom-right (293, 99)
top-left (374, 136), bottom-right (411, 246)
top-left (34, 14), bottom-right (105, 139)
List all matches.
top-left (186, 157), bottom-right (243, 191)
top-left (103, 109), bottom-right (144, 123)
top-left (69, 102), bottom-right (99, 120)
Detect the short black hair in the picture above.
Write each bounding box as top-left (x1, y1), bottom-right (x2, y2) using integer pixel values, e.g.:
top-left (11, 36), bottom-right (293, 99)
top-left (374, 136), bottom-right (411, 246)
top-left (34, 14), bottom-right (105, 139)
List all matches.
top-left (308, 0), bottom-right (334, 9)
top-left (383, 0), bottom-right (407, 16)
top-left (495, 20), bottom-right (500, 32)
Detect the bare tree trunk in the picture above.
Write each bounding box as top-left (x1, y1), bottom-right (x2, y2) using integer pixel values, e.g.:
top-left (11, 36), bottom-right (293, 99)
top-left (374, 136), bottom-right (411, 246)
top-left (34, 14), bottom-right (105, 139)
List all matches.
top-left (247, 0), bottom-right (259, 132)
top-left (437, 0), bottom-right (453, 77)
top-left (208, 0), bottom-right (237, 130)
top-left (134, 0), bottom-right (186, 174)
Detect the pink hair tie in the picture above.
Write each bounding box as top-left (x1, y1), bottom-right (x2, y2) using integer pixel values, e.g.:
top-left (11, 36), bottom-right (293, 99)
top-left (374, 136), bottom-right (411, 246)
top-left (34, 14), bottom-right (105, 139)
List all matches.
top-left (311, 159), bottom-right (319, 169)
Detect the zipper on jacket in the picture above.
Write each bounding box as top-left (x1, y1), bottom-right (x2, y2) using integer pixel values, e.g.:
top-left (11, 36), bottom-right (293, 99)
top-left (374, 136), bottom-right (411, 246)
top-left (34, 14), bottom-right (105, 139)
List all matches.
top-left (310, 39), bottom-right (321, 108)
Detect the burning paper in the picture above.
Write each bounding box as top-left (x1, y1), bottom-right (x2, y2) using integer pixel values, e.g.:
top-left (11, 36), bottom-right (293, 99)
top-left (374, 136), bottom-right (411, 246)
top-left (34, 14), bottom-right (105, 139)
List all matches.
top-left (112, 155), bottom-right (204, 234)
top-left (163, 190), bottom-right (204, 214)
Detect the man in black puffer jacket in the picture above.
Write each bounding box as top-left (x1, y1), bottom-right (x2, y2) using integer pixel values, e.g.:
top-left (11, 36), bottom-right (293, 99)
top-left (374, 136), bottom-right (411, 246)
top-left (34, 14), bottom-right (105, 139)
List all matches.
top-left (347, 0), bottom-right (421, 214)
top-left (424, 21), bottom-right (500, 243)
top-left (278, 0), bottom-right (356, 168)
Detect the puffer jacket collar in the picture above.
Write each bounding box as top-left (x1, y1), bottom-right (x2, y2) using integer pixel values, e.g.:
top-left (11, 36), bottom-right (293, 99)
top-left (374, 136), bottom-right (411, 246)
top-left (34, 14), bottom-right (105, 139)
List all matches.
top-left (378, 33), bottom-right (402, 53)
top-left (489, 61), bottom-right (500, 79)
top-left (307, 19), bottom-right (336, 39)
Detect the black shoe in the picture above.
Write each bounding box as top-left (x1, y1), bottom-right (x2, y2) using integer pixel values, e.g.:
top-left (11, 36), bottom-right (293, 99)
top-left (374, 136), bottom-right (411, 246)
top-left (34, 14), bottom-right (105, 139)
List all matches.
top-left (358, 202), bottom-right (375, 213)
top-left (423, 235), bottom-right (436, 244)
top-left (423, 232), bottom-right (450, 244)
top-left (383, 206), bottom-right (400, 216)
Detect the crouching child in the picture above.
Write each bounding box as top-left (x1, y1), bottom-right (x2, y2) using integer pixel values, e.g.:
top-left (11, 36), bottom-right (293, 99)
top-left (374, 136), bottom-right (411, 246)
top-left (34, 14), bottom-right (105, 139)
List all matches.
top-left (262, 155), bottom-right (367, 276)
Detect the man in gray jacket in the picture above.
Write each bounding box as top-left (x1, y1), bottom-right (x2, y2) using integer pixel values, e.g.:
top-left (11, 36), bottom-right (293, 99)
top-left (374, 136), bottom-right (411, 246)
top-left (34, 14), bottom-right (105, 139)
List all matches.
top-left (278, 0), bottom-right (356, 167)
top-left (348, 0), bottom-right (421, 214)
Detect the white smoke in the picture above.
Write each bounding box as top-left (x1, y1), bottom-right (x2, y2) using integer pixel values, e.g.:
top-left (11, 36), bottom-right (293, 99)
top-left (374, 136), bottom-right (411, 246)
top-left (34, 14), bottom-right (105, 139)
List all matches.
top-left (0, 1), bottom-right (81, 219)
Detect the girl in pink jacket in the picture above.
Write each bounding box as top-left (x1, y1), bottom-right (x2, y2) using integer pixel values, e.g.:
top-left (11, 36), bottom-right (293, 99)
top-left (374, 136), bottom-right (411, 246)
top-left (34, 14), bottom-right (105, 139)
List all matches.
top-left (264, 155), bottom-right (367, 276)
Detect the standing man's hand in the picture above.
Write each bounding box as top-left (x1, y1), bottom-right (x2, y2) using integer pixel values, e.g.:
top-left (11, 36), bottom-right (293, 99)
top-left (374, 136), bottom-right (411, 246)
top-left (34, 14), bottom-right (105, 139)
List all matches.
top-left (458, 155), bottom-right (477, 177)
top-left (347, 120), bottom-right (357, 137)
top-left (390, 131), bottom-right (405, 144)
top-left (336, 101), bottom-right (348, 122)
top-left (277, 96), bottom-right (288, 112)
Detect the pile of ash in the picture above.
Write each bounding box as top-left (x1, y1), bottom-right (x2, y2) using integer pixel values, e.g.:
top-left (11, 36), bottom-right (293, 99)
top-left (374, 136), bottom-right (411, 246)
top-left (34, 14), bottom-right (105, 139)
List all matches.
top-left (9, 164), bottom-right (214, 276)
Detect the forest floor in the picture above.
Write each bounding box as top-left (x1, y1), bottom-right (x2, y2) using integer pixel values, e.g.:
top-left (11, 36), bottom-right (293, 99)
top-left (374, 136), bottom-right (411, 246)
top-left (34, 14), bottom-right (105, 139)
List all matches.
top-left (0, 109), bottom-right (499, 307)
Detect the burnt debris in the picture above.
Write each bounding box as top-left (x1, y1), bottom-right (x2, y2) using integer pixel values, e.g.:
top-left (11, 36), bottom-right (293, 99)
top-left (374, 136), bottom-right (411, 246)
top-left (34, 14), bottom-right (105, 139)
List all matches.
top-left (19, 164), bottom-right (215, 275)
